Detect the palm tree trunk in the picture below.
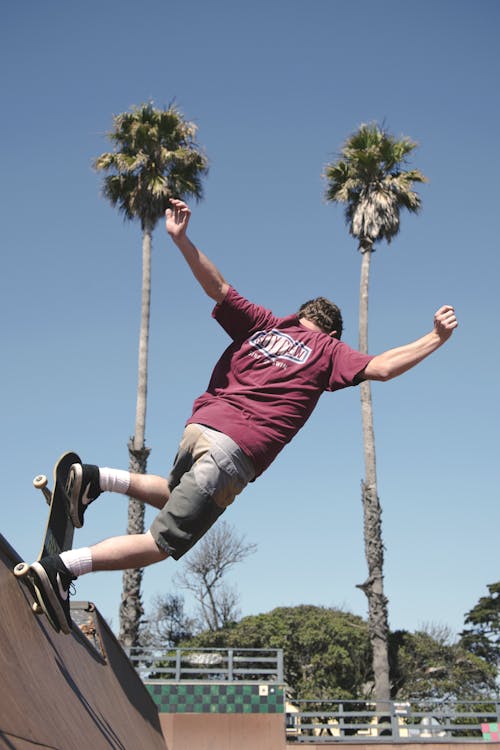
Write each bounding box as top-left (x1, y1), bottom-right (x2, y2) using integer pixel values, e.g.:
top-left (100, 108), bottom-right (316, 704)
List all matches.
top-left (119, 221), bottom-right (153, 649)
top-left (356, 243), bottom-right (391, 710)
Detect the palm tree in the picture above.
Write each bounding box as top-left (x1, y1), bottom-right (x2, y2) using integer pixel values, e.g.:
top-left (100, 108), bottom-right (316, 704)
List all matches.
top-left (94, 102), bottom-right (208, 648)
top-left (324, 123), bottom-right (426, 705)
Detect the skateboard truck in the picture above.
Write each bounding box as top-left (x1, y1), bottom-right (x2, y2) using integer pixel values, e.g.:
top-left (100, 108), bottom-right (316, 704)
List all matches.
top-left (14, 561), bottom-right (43, 614)
top-left (33, 474), bottom-right (51, 505)
top-left (14, 475), bottom-right (55, 612)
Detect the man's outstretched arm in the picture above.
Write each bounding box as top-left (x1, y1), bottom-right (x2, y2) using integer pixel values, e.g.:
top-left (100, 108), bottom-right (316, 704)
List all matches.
top-left (362, 305), bottom-right (458, 382)
top-left (165, 199), bottom-right (229, 303)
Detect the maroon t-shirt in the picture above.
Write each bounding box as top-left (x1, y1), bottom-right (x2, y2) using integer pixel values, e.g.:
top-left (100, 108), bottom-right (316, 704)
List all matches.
top-left (187, 287), bottom-right (373, 477)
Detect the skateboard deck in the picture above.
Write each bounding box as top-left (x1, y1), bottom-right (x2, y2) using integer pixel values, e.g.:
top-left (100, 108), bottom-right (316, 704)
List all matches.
top-left (14, 451), bottom-right (81, 633)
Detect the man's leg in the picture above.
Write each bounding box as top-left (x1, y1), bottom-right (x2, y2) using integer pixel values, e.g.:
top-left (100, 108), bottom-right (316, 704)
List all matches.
top-left (35, 427), bottom-right (254, 633)
top-left (29, 459), bottom-right (173, 633)
top-left (29, 531), bottom-right (168, 634)
top-left (127, 474), bottom-right (170, 509)
top-left (67, 463), bottom-right (170, 527)
top-left (89, 531), bottom-right (168, 571)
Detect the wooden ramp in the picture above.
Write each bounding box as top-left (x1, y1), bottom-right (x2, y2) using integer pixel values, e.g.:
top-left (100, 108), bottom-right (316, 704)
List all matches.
top-left (0, 534), bottom-right (166, 750)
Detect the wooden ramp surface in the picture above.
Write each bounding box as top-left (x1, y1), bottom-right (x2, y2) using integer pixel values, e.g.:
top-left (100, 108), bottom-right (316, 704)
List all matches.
top-left (0, 534), bottom-right (166, 750)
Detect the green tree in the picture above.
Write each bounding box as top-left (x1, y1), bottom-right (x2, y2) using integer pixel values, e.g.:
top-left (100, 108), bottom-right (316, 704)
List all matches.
top-left (184, 605), bottom-right (372, 699)
top-left (324, 123), bottom-right (427, 703)
top-left (460, 582), bottom-right (500, 674)
top-left (390, 625), bottom-right (496, 700)
top-left (94, 102), bottom-right (208, 648)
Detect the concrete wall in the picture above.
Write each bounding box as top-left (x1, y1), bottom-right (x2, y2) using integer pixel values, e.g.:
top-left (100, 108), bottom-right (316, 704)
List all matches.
top-left (159, 713), bottom-right (499, 750)
top-left (160, 713), bottom-right (284, 750)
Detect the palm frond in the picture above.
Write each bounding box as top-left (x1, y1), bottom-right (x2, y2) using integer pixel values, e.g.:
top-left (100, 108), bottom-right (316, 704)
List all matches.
top-left (94, 102), bottom-right (208, 228)
top-left (324, 122), bottom-right (426, 247)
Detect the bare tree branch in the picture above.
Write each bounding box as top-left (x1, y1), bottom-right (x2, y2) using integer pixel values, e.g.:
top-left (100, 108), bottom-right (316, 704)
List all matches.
top-left (174, 520), bottom-right (257, 631)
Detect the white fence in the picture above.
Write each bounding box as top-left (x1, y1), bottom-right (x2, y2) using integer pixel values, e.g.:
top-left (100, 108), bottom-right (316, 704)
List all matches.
top-left (285, 699), bottom-right (500, 743)
top-left (127, 646), bottom-right (284, 682)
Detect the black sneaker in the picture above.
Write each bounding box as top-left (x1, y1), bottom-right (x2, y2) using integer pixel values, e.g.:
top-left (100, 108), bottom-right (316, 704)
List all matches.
top-left (66, 463), bottom-right (101, 528)
top-left (30, 555), bottom-right (76, 634)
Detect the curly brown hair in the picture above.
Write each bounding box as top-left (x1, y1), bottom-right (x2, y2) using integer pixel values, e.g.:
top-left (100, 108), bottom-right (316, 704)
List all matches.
top-left (297, 297), bottom-right (343, 338)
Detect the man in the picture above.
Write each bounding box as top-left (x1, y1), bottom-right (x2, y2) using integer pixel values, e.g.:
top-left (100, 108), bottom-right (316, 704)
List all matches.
top-left (29, 199), bottom-right (458, 633)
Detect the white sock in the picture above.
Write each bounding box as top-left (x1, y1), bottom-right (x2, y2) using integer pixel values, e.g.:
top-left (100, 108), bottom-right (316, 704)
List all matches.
top-left (99, 467), bottom-right (130, 494)
top-left (60, 547), bottom-right (93, 578)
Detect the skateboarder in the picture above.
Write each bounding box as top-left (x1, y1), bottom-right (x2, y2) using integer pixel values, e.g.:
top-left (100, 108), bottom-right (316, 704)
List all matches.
top-left (30, 199), bottom-right (458, 633)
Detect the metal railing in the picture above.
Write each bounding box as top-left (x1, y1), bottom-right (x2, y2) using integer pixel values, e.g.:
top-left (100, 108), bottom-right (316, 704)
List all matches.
top-left (128, 646), bottom-right (284, 683)
top-left (285, 699), bottom-right (500, 743)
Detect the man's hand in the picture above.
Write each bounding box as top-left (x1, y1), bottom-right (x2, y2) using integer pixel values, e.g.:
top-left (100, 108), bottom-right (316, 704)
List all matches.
top-left (434, 305), bottom-right (458, 342)
top-left (166, 199), bottom-right (191, 241)
top-left (164, 198), bottom-right (229, 302)
top-left (363, 304), bottom-right (458, 382)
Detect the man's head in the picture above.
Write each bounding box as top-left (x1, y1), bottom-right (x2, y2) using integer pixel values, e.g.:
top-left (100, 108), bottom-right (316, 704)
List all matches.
top-left (297, 297), bottom-right (343, 339)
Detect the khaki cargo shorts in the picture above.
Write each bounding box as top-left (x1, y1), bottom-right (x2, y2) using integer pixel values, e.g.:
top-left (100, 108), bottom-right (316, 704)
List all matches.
top-left (150, 423), bottom-right (255, 560)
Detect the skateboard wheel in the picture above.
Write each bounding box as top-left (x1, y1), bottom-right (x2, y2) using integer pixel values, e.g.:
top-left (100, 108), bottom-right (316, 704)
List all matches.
top-left (32, 602), bottom-right (43, 615)
top-left (33, 474), bottom-right (48, 489)
top-left (14, 562), bottom-right (30, 578)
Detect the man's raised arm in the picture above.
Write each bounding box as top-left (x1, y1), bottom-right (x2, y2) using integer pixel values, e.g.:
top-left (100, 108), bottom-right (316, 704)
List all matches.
top-left (362, 305), bottom-right (458, 382)
top-left (165, 199), bottom-right (229, 303)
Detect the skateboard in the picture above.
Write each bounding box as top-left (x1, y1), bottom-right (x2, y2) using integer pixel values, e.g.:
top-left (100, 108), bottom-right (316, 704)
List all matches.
top-left (14, 450), bottom-right (81, 633)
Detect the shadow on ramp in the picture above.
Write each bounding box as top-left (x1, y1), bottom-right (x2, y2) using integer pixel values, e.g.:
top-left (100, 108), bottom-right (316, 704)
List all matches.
top-left (0, 534), bottom-right (166, 750)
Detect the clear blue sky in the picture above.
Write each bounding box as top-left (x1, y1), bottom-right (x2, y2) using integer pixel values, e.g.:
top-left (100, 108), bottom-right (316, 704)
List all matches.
top-left (1, 0), bottom-right (498, 638)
